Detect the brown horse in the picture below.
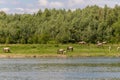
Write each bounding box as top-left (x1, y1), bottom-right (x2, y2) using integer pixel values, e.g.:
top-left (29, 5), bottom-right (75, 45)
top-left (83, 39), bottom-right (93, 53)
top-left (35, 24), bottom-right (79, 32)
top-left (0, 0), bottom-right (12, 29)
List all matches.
top-left (3, 47), bottom-right (10, 53)
top-left (67, 46), bottom-right (73, 52)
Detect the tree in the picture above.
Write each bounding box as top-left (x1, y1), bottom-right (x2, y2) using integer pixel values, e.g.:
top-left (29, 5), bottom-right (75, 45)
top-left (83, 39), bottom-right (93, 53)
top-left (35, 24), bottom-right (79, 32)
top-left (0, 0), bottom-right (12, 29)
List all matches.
top-left (112, 21), bottom-right (120, 43)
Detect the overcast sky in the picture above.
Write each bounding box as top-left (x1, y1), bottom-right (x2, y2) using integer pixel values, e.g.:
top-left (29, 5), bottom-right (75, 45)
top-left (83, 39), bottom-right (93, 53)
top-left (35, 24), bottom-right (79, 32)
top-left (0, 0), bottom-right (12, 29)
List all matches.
top-left (0, 0), bottom-right (120, 14)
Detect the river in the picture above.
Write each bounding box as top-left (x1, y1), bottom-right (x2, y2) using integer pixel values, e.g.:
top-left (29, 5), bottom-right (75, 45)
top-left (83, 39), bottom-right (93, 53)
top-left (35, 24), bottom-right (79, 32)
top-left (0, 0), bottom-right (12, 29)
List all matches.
top-left (0, 57), bottom-right (120, 80)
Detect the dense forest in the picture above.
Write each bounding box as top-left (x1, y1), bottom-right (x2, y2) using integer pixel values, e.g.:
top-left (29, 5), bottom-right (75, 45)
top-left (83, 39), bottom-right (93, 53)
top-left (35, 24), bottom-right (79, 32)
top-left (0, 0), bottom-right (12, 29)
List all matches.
top-left (0, 5), bottom-right (120, 44)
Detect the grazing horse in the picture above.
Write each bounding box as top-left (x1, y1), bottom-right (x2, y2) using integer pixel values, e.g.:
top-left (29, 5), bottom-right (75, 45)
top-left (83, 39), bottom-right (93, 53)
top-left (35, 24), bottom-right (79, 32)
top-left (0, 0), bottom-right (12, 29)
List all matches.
top-left (97, 41), bottom-right (103, 47)
top-left (3, 47), bottom-right (10, 53)
top-left (78, 41), bottom-right (86, 44)
top-left (102, 41), bottom-right (107, 44)
top-left (67, 46), bottom-right (73, 52)
top-left (97, 42), bottom-right (103, 46)
top-left (57, 49), bottom-right (66, 54)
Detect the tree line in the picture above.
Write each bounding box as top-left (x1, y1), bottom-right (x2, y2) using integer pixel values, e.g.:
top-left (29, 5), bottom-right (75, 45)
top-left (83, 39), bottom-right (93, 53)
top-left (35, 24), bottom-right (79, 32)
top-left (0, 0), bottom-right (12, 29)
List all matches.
top-left (0, 5), bottom-right (120, 44)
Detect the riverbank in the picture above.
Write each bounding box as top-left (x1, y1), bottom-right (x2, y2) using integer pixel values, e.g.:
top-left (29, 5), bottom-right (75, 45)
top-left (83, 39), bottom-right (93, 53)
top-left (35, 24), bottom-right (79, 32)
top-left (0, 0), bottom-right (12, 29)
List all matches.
top-left (0, 54), bottom-right (67, 58)
top-left (0, 53), bottom-right (120, 58)
top-left (0, 44), bottom-right (120, 58)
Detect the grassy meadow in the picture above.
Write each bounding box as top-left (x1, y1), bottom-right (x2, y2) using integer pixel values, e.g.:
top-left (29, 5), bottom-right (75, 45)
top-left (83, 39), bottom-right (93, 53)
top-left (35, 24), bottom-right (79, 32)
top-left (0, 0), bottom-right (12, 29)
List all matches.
top-left (0, 44), bottom-right (120, 58)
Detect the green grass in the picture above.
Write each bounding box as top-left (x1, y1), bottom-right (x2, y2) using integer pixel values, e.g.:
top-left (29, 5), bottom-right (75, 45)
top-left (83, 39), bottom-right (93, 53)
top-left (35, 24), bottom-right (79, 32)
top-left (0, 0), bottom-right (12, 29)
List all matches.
top-left (0, 44), bottom-right (120, 58)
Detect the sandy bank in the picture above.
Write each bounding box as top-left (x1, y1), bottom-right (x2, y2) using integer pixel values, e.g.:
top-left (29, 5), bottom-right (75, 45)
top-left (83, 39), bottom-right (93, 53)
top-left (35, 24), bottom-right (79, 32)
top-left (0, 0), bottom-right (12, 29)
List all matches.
top-left (0, 54), bottom-right (67, 58)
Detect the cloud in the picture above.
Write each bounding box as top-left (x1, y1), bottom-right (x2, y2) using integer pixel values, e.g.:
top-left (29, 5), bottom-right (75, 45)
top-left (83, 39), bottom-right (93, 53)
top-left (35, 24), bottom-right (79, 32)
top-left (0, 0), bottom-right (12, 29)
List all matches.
top-left (38, 0), bottom-right (64, 8)
top-left (0, 8), bottom-right (38, 14)
top-left (38, 0), bottom-right (48, 7)
top-left (12, 1), bottom-right (20, 5)
top-left (68, 0), bottom-right (84, 7)
top-left (14, 8), bottom-right (39, 14)
top-left (27, 4), bottom-right (35, 8)
top-left (24, 8), bottom-right (39, 14)
top-left (49, 2), bottom-right (64, 8)
top-left (0, 8), bottom-right (10, 12)
top-left (67, 0), bottom-right (119, 9)
top-left (15, 8), bottom-right (24, 12)
top-left (0, 0), bottom-right (6, 4)
top-left (90, 0), bottom-right (119, 7)
top-left (1, 0), bottom-right (120, 14)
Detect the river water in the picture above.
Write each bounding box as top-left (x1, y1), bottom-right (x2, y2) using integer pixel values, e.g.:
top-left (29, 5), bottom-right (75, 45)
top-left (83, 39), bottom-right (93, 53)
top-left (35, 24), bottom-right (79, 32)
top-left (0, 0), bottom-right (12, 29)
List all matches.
top-left (0, 57), bottom-right (120, 80)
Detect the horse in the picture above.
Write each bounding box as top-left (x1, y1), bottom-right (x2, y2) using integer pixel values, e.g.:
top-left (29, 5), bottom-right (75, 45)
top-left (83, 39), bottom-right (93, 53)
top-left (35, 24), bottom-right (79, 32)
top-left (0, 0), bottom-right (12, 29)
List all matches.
top-left (67, 46), bottom-right (73, 52)
top-left (3, 47), bottom-right (10, 53)
top-left (102, 41), bottom-right (107, 44)
top-left (57, 49), bottom-right (66, 54)
top-left (96, 41), bottom-right (103, 47)
top-left (78, 41), bottom-right (86, 44)
top-left (97, 43), bottom-right (103, 46)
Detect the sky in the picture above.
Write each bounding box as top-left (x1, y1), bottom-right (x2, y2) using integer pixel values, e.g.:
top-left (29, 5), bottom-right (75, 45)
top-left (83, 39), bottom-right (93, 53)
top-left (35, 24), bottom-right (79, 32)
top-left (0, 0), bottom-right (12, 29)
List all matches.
top-left (0, 0), bottom-right (120, 14)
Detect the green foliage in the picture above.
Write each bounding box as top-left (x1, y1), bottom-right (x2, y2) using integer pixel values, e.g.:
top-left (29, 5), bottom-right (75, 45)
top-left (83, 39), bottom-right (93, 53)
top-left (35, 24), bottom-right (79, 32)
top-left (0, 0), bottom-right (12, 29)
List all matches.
top-left (0, 5), bottom-right (120, 44)
top-left (112, 21), bottom-right (120, 43)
